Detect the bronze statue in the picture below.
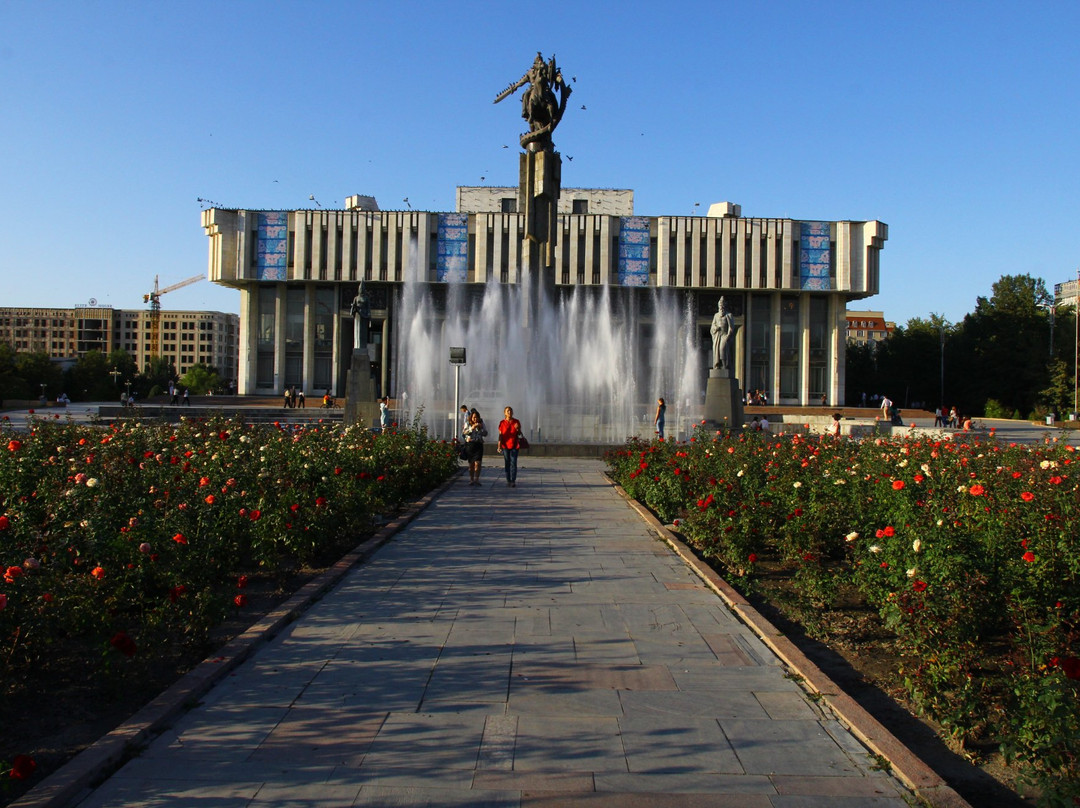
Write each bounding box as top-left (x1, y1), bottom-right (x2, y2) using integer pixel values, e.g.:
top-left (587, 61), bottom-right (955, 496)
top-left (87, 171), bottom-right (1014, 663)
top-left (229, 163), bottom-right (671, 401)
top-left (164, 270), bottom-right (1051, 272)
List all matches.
top-left (350, 280), bottom-right (370, 351)
top-left (494, 52), bottom-right (572, 150)
top-left (711, 297), bottom-right (737, 371)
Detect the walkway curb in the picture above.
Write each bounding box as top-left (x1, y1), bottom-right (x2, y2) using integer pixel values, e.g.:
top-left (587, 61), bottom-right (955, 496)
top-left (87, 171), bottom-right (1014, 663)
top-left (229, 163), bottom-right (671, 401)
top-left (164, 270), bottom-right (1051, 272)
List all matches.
top-left (9, 471), bottom-right (463, 808)
top-left (605, 473), bottom-right (972, 808)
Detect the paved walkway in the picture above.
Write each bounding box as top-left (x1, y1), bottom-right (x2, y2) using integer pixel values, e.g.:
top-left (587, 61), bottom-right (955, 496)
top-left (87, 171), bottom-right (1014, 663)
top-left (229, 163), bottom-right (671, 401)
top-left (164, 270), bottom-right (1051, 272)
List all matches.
top-left (74, 459), bottom-right (910, 807)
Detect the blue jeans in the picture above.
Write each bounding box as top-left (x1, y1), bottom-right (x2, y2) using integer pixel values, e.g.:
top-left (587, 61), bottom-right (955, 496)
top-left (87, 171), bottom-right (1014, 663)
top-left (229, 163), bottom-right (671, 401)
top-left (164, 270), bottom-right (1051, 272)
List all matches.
top-left (503, 448), bottom-right (519, 482)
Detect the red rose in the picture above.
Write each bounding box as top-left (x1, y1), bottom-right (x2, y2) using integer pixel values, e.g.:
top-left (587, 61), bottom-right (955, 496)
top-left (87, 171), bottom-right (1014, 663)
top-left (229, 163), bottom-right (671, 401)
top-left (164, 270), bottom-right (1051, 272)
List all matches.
top-left (1021, 491), bottom-right (1034, 502)
top-left (315, 496), bottom-right (327, 508)
top-left (9, 754), bottom-right (36, 780)
top-left (7, 439), bottom-right (21, 452)
top-left (892, 480), bottom-right (905, 490)
top-left (234, 594), bottom-right (248, 607)
top-left (4, 566), bottom-right (22, 583)
top-left (969, 484), bottom-right (985, 496)
top-left (1022, 551), bottom-right (1036, 563)
top-left (172, 533), bottom-right (188, 545)
top-left (204, 494), bottom-right (215, 505)
top-left (0, 515), bottom-right (9, 531)
top-left (883, 525), bottom-right (895, 537)
top-left (109, 631), bottom-right (137, 658)
top-left (912, 580), bottom-right (928, 592)
top-left (236, 575), bottom-right (248, 589)
top-left (249, 509), bottom-right (261, 521)
top-left (748, 553), bottom-right (758, 563)
top-left (91, 566), bottom-right (105, 579)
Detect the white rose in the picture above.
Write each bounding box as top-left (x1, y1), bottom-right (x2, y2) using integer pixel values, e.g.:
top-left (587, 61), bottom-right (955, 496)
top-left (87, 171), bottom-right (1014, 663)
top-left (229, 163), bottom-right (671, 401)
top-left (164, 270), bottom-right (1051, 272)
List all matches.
top-left (912, 539), bottom-right (922, 553)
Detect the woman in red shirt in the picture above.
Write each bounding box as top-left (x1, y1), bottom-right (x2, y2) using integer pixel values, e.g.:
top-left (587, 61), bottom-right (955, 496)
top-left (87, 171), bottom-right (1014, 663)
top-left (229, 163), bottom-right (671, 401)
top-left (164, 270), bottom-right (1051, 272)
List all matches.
top-left (497, 406), bottom-right (524, 488)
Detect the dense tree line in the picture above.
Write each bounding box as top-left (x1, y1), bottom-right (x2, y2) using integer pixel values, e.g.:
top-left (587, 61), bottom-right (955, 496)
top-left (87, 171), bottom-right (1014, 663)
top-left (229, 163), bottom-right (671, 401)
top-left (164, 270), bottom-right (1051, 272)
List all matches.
top-left (0, 345), bottom-right (222, 405)
top-left (847, 274), bottom-right (1078, 419)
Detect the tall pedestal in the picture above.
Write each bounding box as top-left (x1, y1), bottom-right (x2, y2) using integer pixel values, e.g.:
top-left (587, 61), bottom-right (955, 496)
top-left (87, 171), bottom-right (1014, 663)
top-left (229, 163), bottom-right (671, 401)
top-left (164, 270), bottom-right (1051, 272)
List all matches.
top-left (704, 370), bottom-right (744, 433)
top-left (519, 149), bottom-right (561, 269)
top-left (343, 350), bottom-right (379, 428)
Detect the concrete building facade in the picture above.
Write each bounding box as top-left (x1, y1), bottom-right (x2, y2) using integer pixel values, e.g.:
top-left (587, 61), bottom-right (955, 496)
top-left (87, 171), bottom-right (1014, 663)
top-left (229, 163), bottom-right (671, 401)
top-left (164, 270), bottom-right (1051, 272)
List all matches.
top-left (845, 310), bottom-right (895, 347)
top-left (201, 190), bottom-right (887, 405)
top-left (0, 306), bottom-right (240, 383)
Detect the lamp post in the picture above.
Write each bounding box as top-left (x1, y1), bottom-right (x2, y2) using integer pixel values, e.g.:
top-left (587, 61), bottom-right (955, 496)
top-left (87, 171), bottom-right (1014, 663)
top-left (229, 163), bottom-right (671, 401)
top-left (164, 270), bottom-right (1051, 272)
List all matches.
top-left (109, 367), bottom-right (121, 386)
top-left (449, 347), bottom-right (466, 436)
top-left (938, 323), bottom-right (946, 411)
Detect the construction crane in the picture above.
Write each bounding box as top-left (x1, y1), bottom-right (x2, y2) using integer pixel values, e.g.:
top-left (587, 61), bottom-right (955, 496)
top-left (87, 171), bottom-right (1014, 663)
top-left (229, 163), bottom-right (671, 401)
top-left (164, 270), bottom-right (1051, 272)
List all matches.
top-left (143, 274), bottom-right (204, 359)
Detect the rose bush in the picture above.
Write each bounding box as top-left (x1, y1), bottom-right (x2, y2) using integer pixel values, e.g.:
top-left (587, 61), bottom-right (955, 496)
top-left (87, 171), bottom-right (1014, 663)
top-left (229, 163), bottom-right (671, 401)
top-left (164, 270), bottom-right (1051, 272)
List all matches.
top-left (0, 413), bottom-right (457, 783)
top-left (608, 427), bottom-right (1079, 805)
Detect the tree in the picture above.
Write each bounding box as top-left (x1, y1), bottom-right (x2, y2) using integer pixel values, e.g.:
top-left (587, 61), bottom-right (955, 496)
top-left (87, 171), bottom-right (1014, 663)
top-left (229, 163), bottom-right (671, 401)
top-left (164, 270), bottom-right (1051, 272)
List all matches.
top-left (952, 275), bottom-right (1055, 416)
top-left (65, 350), bottom-right (127, 401)
top-left (13, 351), bottom-right (64, 401)
top-left (975, 274), bottom-right (1052, 318)
top-left (179, 364), bottom-right (222, 395)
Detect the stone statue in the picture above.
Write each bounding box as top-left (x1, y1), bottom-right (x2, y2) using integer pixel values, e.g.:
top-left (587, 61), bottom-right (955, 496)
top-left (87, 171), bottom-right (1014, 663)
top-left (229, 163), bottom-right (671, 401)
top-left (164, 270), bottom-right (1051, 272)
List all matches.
top-left (711, 297), bottom-right (737, 370)
top-left (350, 280), bottom-right (370, 352)
top-left (493, 52), bottom-right (572, 150)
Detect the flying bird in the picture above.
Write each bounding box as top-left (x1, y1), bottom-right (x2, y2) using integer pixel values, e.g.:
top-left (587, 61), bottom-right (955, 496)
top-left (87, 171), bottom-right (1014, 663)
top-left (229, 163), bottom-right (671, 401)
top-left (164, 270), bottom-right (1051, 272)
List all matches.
top-left (567, 156), bottom-right (573, 161)
top-left (580, 105), bottom-right (586, 110)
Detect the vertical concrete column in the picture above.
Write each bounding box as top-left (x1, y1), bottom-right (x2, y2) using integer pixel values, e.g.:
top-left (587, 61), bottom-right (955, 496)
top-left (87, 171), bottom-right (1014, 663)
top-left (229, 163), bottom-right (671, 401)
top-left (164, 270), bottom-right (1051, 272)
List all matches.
top-left (770, 293), bottom-right (781, 404)
top-left (799, 293), bottom-right (811, 406)
top-left (830, 293), bottom-right (845, 407)
top-left (274, 284), bottom-right (286, 394)
top-left (239, 287), bottom-right (257, 395)
top-left (302, 283), bottom-right (315, 396)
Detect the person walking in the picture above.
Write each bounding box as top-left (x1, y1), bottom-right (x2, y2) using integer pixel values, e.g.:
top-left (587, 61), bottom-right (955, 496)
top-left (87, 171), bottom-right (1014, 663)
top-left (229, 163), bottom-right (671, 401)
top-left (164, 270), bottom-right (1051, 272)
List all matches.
top-left (297, 389), bottom-right (305, 408)
top-left (379, 396), bottom-right (391, 432)
top-left (934, 406), bottom-right (943, 427)
top-left (653, 397), bottom-right (666, 440)
top-left (459, 404), bottom-right (470, 440)
top-left (463, 408), bottom-right (487, 486)
top-left (181, 388), bottom-right (190, 406)
top-left (497, 406), bottom-right (524, 488)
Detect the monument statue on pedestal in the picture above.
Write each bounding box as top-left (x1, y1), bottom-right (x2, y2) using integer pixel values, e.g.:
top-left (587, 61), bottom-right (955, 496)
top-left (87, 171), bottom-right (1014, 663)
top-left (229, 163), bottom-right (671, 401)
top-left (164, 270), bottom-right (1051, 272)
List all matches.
top-left (344, 279), bottom-right (377, 428)
top-left (349, 280), bottom-right (370, 351)
top-left (710, 297), bottom-right (737, 371)
top-left (704, 296), bottom-right (744, 431)
top-left (493, 52), bottom-right (572, 151)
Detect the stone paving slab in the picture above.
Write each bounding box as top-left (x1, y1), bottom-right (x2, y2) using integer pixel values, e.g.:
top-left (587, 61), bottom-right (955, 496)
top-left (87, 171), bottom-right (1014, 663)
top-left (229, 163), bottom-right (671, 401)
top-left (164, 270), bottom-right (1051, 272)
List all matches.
top-left (63, 459), bottom-right (929, 807)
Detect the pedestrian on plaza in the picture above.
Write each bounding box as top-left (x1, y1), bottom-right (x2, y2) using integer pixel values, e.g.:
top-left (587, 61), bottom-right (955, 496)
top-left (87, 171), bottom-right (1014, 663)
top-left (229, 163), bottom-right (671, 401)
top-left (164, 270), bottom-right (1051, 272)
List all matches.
top-left (379, 396), bottom-right (390, 431)
top-left (297, 389), bottom-right (305, 408)
top-left (283, 387), bottom-right (291, 409)
top-left (880, 395), bottom-right (892, 418)
top-left (948, 406), bottom-right (958, 428)
top-left (831, 413), bottom-right (842, 437)
top-left (653, 397), bottom-right (666, 440)
top-left (182, 388), bottom-right (190, 406)
top-left (459, 404), bottom-right (470, 439)
top-left (934, 406), bottom-right (944, 427)
top-left (497, 406), bottom-right (524, 487)
top-left (170, 386), bottom-right (179, 405)
top-left (463, 408), bottom-right (488, 486)
top-left (759, 414), bottom-right (770, 432)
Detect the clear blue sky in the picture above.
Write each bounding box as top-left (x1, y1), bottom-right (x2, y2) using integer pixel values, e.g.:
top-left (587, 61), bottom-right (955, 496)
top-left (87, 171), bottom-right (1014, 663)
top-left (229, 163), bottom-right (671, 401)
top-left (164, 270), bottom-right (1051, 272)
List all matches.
top-left (3, 1), bottom-right (1079, 327)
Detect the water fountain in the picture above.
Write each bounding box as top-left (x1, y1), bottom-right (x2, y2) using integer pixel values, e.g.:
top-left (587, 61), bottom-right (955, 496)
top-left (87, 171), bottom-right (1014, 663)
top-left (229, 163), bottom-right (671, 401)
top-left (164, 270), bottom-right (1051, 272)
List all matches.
top-left (393, 258), bottom-right (705, 443)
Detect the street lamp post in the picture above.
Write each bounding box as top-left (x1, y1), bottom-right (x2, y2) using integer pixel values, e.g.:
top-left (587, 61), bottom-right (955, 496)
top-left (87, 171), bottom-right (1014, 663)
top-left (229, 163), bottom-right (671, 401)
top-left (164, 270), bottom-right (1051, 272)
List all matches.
top-left (939, 324), bottom-right (945, 410)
